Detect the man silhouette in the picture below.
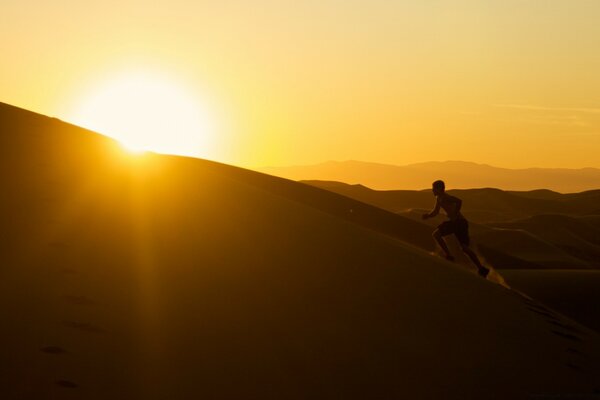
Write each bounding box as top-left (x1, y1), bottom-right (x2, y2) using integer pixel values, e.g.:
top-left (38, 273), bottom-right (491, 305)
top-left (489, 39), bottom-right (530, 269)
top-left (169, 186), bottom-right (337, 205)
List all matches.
top-left (422, 180), bottom-right (490, 278)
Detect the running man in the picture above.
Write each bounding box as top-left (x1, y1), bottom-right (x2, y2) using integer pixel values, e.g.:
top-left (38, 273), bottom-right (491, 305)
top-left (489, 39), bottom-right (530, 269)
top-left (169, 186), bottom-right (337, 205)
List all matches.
top-left (422, 180), bottom-right (490, 278)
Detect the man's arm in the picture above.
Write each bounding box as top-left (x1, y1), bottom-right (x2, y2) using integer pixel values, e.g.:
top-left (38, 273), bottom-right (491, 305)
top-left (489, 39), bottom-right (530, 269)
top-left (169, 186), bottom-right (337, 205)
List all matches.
top-left (422, 197), bottom-right (441, 220)
top-left (445, 195), bottom-right (462, 220)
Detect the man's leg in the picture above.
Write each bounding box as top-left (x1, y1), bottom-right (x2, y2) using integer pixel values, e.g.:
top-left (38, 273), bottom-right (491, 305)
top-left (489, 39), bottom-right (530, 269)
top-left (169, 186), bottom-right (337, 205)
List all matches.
top-left (461, 244), bottom-right (489, 277)
top-left (461, 245), bottom-right (483, 268)
top-left (433, 229), bottom-right (454, 260)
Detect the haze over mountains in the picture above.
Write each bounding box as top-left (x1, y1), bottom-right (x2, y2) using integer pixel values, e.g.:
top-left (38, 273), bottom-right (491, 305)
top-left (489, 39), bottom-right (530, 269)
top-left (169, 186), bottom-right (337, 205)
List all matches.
top-left (2, 101), bottom-right (600, 398)
top-left (261, 160), bottom-right (600, 193)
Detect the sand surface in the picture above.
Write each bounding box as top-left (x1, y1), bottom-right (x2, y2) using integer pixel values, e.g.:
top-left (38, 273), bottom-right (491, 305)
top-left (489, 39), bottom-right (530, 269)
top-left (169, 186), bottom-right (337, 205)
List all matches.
top-left (2, 102), bottom-right (600, 399)
top-left (503, 269), bottom-right (600, 333)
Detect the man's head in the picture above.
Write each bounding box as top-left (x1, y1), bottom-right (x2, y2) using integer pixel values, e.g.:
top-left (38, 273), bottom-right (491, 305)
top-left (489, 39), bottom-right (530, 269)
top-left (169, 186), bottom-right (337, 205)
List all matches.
top-left (432, 180), bottom-right (445, 195)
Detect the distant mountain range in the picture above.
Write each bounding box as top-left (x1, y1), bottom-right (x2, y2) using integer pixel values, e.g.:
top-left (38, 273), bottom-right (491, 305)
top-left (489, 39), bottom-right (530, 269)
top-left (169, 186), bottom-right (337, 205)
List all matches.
top-left (260, 160), bottom-right (600, 192)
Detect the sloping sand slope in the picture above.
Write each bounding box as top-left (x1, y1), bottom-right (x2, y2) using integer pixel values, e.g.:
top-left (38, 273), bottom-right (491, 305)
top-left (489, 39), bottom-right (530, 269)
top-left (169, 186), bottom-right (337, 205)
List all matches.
top-left (1, 103), bottom-right (600, 399)
top-left (502, 269), bottom-right (600, 334)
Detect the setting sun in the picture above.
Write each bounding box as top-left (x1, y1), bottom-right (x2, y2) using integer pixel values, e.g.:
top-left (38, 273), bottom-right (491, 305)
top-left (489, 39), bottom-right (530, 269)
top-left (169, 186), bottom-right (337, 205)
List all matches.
top-left (69, 70), bottom-right (215, 157)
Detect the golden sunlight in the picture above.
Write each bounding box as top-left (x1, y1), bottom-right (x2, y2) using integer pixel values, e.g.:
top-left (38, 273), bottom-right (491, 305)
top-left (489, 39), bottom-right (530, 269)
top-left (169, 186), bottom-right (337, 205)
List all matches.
top-left (69, 70), bottom-right (215, 157)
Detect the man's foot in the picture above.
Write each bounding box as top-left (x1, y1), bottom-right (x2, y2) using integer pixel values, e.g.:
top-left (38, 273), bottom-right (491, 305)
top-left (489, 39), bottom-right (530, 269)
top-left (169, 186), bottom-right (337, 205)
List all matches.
top-left (478, 266), bottom-right (490, 279)
top-left (445, 254), bottom-right (455, 262)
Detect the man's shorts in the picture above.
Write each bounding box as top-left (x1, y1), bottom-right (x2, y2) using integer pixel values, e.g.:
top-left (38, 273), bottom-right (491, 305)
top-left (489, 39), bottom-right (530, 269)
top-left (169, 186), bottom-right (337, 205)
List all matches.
top-left (437, 218), bottom-right (470, 246)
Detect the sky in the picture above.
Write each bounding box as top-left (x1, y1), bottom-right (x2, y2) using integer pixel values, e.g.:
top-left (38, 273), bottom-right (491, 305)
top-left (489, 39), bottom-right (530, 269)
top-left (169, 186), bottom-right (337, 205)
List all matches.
top-left (2, 0), bottom-right (600, 168)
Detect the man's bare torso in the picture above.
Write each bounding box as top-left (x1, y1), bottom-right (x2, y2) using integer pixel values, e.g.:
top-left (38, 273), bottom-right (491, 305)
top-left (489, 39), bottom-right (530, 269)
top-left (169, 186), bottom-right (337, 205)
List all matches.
top-left (436, 193), bottom-right (464, 221)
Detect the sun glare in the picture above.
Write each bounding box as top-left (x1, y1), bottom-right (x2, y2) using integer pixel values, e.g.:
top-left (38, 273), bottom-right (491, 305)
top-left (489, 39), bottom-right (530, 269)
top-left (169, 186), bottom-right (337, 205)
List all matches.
top-left (69, 71), bottom-right (215, 158)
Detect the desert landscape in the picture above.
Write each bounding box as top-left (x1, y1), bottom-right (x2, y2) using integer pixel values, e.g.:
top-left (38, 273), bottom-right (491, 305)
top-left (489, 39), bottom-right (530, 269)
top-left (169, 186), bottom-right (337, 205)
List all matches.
top-left (2, 102), bottom-right (600, 398)
top-left (3, 1), bottom-right (600, 398)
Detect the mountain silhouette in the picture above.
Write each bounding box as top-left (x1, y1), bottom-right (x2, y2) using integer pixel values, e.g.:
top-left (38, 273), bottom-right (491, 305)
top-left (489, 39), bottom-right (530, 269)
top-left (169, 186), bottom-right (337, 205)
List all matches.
top-left (261, 160), bottom-right (600, 192)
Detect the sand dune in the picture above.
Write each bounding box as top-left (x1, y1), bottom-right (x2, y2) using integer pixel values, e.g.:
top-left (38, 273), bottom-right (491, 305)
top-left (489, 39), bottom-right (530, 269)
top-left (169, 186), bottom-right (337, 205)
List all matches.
top-left (475, 229), bottom-right (590, 269)
top-left (489, 215), bottom-right (600, 267)
top-left (490, 214), bottom-right (600, 247)
top-left (581, 215), bottom-right (600, 229)
top-left (2, 102), bottom-right (600, 398)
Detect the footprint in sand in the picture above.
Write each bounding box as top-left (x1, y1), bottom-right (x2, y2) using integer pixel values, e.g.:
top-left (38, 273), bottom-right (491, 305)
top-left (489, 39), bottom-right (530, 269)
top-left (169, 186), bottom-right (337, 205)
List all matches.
top-left (55, 380), bottom-right (78, 388)
top-left (62, 321), bottom-right (105, 334)
top-left (41, 346), bottom-right (67, 355)
top-left (63, 295), bottom-right (95, 306)
top-left (564, 362), bottom-right (581, 371)
top-left (547, 319), bottom-right (582, 334)
top-left (551, 330), bottom-right (582, 343)
top-left (525, 305), bottom-right (561, 321)
top-left (566, 348), bottom-right (584, 356)
top-left (49, 241), bottom-right (69, 249)
top-left (60, 267), bottom-right (78, 275)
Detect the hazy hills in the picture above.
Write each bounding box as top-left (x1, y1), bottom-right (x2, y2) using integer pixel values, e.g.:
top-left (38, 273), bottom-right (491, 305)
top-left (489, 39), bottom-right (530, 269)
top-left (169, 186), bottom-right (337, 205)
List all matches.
top-left (261, 160), bottom-right (600, 192)
top-left (2, 101), bottom-right (600, 398)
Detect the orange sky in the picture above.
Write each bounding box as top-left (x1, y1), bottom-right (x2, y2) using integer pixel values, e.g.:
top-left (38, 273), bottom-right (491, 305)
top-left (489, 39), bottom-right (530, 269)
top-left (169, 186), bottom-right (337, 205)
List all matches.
top-left (2, 1), bottom-right (600, 168)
